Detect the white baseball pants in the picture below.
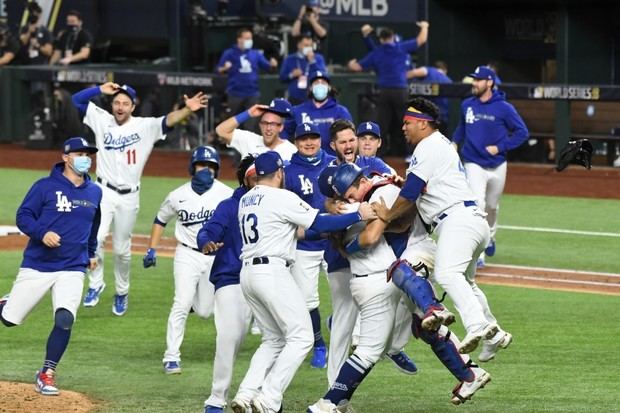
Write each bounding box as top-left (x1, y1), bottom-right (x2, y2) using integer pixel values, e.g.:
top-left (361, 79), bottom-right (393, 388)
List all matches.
top-left (290, 249), bottom-right (324, 310)
top-left (465, 161), bottom-right (507, 241)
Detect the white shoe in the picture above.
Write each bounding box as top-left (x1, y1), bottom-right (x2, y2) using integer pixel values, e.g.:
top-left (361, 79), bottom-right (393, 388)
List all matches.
top-left (451, 366), bottom-right (491, 405)
top-left (479, 331), bottom-right (513, 362)
top-left (231, 398), bottom-right (252, 413)
top-left (421, 307), bottom-right (456, 331)
top-left (307, 398), bottom-right (338, 413)
top-left (459, 323), bottom-right (498, 354)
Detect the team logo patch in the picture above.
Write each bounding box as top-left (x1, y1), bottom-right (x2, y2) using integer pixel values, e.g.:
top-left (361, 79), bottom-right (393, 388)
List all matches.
top-left (409, 155), bottom-right (418, 166)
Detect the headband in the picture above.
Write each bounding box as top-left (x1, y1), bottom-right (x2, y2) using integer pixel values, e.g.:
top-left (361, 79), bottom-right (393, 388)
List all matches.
top-left (403, 106), bottom-right (435, 122)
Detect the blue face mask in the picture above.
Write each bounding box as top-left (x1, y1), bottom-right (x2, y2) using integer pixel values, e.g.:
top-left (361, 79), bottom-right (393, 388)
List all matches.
top-left (70, 155), bottom-right (91, 175)
top-left (312, 84), bottom-right (329, 101)
top-left (191, 168), bottom-right (214, 195)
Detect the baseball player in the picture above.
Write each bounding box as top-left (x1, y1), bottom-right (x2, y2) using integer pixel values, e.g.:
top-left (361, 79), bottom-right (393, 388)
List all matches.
top-left (0, 137), bottom-right (101, 396)
top-left (356, 121), bottom-right (384, 158)
top-left (230, 151), bottom-right (376, 413)
top-left (375, 97), bottom-right (508, 356)
top-left (215, 98), bottom-right (297, 161)
top-left (284, 122), bottom-right (336, 368)
top-left (142, 146), bottom-right (232, 374)
top-left (72, 82), bottom-right (208, 316)
top-left (453, 65), bottom-right (528, 267)
top-left (197, 155), bottom-right (257, 413)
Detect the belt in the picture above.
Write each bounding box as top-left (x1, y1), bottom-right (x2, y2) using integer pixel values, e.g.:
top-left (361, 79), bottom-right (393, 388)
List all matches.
top-left (180, 242), bottom-right (201, 253)
top-left (423, 201), bottom-right (477, 234)
top-left (435, 200), bottom-right (477, 222)
top-left (97, 177), bottom-right (139, 195)
top-left (352, 274), bottom-right (368, 278)
top-left (249, 256), bottom-right (290, 267)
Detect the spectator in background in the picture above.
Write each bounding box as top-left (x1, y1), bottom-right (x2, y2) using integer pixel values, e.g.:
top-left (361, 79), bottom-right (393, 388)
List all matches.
top-left (19, 1), bottom-right (53, 65)
top-left (216, 28), bottom-right (278, 132)
top-left (348, 22), bottom-right (429, 157)
top-left (50, 10), bottom-right (92, 65)
top-left (291, 0), bottom-right (327, 51)
top-left (408, 60), bottom-right (453, 133)
top-left (283, 70), bottom-right (353, 156)
top-left (279, 35), bottom-right (327, 105)
top-left (0, 24), bottom-right (20, 66)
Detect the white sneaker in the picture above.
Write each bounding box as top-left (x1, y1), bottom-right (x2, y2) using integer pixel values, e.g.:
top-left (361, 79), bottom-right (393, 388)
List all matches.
top-left (451, 366), bottom-right (491, 405)
top-left (479, 331), bottom-right (513, 362)
top-left (231, 398), bottom-right (252, 413)
top-left (307, 398), bottom-right (338, 413)
top-left (459, 323), bottom-right (498, 354)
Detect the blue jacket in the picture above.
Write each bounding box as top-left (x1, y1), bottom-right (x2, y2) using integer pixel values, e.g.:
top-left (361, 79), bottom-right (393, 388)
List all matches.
top-left (17, 162), bottom-right (102, 273)
top-left (279, 52), bottom-right (327, 103)
top-left (358, 39), bottom-right (419, 88)
top-left (453, 90), bottom-right (529, 168)
top-left (197, 186), bottom-right (246, 291)
top-left (410, 67), bottom-right (453, 123)
top-left (285, 150), bottom-right (336, 251)
top-left (216, 45), bottom-right (271, 97)
top-left (282, 98), bottom-right (353, 156)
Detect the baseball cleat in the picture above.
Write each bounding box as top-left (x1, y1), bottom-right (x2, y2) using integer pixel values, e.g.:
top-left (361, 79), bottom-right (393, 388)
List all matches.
top-left (83, 284), bottom-right (105, 307)
top-left (479, 330), bottom-right (513, 362)
top-left (485, 239), bottom-right (496, 257)
top-left (310, 345), bottom-right (328, 368)
top-left (307, 398), bottom-right (338, 413)
top-left (204, 405), bottom-right (224, 413)
top-left (250, 396), bottom-right (271, 413)
top-left (112, 293), bottom-right (128, 316)
top-left (35, 368), bottom-right (59, 396)
top-left (421, 307), bottom-right (456, 331)
top-left (163, 361), bottom-right (182, 374)
top-left (231, 398), bottom-right (252, 413)
top-left (459, 323), bottom-right (498, 354)
top-left (451, 365), bottom-right (491, 405)
top-left (386, 351), bottom-right (418, 375)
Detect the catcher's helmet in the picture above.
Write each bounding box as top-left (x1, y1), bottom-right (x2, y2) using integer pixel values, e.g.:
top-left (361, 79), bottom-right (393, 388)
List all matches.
top-left (189, 146), bottom-right (220, 176)
top-left (318, 164), bottom-right (338, 198)
top-left (331, 162), bottom-right (365, 197)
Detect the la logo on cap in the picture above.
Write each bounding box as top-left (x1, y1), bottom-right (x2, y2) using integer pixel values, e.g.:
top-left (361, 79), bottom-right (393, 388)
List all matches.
top-left (366, 122), bottom-right (372, 130)
top-left (304, 123), bottom-right (311, 131)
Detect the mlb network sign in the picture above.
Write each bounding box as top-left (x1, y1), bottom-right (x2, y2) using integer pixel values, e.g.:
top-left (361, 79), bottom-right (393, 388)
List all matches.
top-left (316, 0), bottom-right (417, 21)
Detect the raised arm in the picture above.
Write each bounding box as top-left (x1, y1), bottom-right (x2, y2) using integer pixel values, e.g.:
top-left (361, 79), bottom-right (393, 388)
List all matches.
top-left (215, 104), bottom-right (268, 144)
top-left (165, 92), bottom-right (208, 128)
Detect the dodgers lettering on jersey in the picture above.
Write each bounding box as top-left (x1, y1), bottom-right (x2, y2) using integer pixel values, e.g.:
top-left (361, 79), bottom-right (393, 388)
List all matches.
top-left (84, 102), bottom-right (167, 188)
top-left (229, 129), bottom-right (297, 161)
top-left (406, 131), bottom-right (477, 224)
top-left (344, 180), bottom-right (398, 275)
top-left (157, 180), bottom-right (233, 248)
top-left (238, 185), bottom-right (318, 263)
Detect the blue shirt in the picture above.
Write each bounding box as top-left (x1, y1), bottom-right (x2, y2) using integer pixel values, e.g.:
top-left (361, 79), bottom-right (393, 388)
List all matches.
top-left (358, 39), bottom-right (419, 88)
top-left (216, 45), bottom-right (271, 97)
top-left (411, 67), bottom-right (453, 123)
top-left (17, 163), bottom-right (102, 273)
top-left (285, 150), bottom-right (336, 251)
top-left (197, 186), bottom-right (246, 291)
top-left (279, 52), bottom-right (327, 103)
top-left (452, 90), bottom-right (529, 168)
top-left (282, 98), bottom-right (353, 156)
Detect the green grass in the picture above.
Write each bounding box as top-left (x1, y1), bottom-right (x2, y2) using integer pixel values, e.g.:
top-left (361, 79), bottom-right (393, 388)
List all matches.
top-left (0, 252), bottom-right (618, 413)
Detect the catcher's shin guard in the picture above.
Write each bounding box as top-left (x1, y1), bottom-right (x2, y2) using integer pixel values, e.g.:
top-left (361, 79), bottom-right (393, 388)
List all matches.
top-left (412, 315), bottom-right (474, 382)
top-left (388, 259), bottom-right (438, 313)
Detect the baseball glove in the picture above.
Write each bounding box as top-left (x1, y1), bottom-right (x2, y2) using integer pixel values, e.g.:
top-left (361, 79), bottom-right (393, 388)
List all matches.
top-left (556, 139), bottom-right (593, 172)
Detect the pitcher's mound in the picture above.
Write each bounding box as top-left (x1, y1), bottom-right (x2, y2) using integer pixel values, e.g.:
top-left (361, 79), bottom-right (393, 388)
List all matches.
top-left (0, 381), bottom-right (97, 413)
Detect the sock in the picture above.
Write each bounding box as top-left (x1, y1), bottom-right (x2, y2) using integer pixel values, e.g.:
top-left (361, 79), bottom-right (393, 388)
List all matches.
top-left (310, 308), bottom-right (325, 348)
top-left (43, 325), bottom-right (71, 372)
top-left (324, 354), bottom-right (372, 405)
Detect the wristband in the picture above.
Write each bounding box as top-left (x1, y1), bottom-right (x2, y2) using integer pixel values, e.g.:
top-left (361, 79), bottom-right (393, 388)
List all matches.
top-left (234, 110), bottom-right (251, 124)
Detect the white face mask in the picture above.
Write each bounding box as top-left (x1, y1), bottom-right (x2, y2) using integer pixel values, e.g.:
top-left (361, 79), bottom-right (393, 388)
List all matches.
top-left (242, 39), bottom-right (253, 50)
top-left (70, 155), bottom-right (92, 175)
top-left (302, 46), bottom-right (313, 56)
top-left (312, 83), bottom-right (329, 101)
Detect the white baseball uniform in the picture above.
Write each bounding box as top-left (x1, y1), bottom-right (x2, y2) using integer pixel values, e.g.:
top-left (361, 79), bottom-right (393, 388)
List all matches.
top-left (234, 185), bottom-right (317, 412)
top-left (156, 179), bottom-right (233, 363)
top-left (406, 131), bottom-right (494, 335)
top-left (84, 102), bottom-right (167, 296)
top-left (228, 129), bottom-right (297, 160)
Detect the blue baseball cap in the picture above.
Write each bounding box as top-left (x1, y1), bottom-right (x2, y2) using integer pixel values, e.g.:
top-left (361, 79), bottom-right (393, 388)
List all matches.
top-left (308, 70), bottom-right (330, 84)
top-left (356, 121), bottom-right (381, 139)
top-left (306, 0), bottom-right (319, 6)
top-left (331, 162), bottom-right (364, 197)
top-left (295, 122), bottom-right (321, 139)
top-left (264, 98), bottom-right (292, 118)
top-left (318, 164), bottom-right (338, 198)
top-left (114, 84), bottom-right (137, 102)
top-left (255, 151), bottom-right (284, 176)
top-left (63, 137), bottom-right (98, 154)
top-left (469, 66), bottom-right (496, 82)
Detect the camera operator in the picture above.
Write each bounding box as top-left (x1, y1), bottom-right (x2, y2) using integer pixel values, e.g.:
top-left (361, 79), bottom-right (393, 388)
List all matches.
top-left (50, 10), bottom-right (92, 65)
top-left (0, 24), bottom-right (20, 66)
top-left (19, 2), bottom-right (53, 65)
top-left (291, 0), bottom-right (327, 51)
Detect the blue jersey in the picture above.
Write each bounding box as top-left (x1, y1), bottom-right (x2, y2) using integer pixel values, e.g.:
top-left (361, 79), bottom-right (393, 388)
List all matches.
top-left (197, 186), bottom-right (247, 291)
top-left (285, 150), bottom-right (336, 251)
top-left (282, 98), bottom-right (353, 156)
top-left (411, 67), bottom-right (453, 123)
top-left (216, 45), bottom-right (271, 97)
top-left (452, 90), bottom-right (529, 168)
top-left (358, 39), bottom-right (419, 88)
top-left (279, 52), bottom-right (327, 103)
top-left (17, 162), bottom-right (102, 273)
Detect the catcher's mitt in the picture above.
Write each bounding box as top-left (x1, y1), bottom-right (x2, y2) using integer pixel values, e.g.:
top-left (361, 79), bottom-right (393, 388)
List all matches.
top-left (556, 139), bottom-right (593, 172)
